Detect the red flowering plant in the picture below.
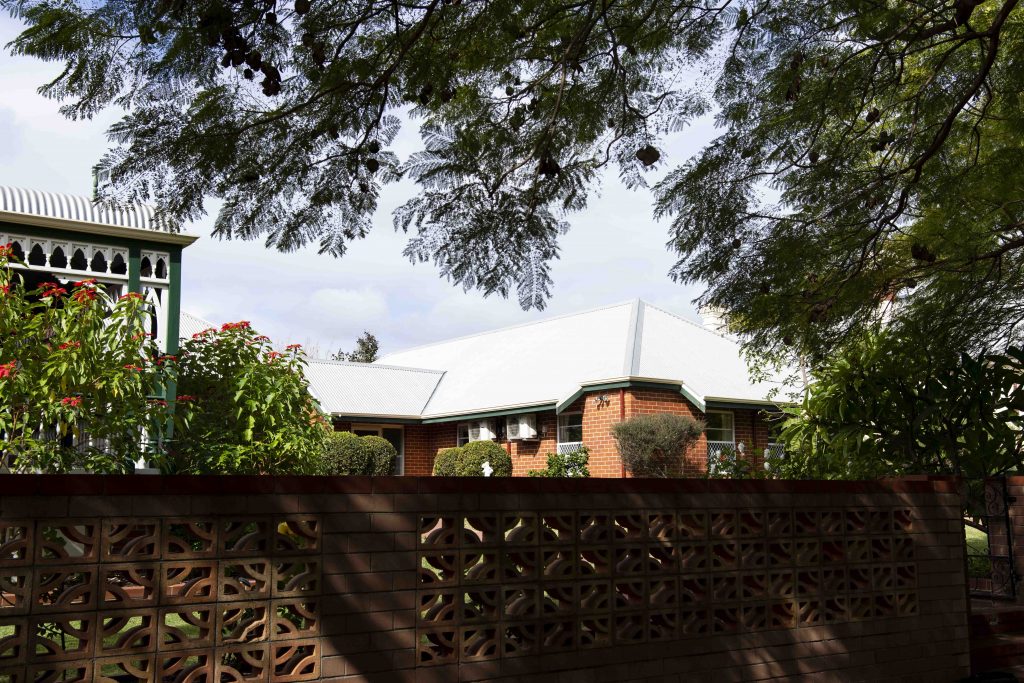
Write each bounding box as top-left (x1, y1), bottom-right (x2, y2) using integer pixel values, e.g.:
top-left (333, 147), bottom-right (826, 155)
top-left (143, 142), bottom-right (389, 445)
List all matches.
top-left (164, 321), bottom-right (329, 474)
top-left (0, 248), bottom-right (174, 473)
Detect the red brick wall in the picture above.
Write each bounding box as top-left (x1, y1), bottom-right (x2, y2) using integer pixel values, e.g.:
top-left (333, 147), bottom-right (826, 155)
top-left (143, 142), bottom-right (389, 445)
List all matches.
top-left (335, 388), bottom-right (778, 478)
top-left (0, 475), bottom-right (969, 682)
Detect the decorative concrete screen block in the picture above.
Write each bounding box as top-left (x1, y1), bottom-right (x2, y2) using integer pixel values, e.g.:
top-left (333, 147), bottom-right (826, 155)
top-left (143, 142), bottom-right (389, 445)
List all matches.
top-left (0, 476), bottom-right (968, 682)
top-left (415, 507), bottom-right (919, 665)
top-left (0, 512), bottom-right (321, 682)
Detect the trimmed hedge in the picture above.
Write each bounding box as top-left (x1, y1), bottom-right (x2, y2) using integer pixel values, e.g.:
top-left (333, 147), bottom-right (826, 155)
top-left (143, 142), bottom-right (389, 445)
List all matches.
top-left (322, 431), bottom-right (397, 475)
top-left (432, 441), bottom-right (512, 477)
top-left (612, 413), bottom-right (704, 477)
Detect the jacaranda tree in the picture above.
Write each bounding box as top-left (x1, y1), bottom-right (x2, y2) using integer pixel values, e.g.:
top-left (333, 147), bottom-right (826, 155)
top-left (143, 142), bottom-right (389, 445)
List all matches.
top-left (5, 0), bottom-right (1022, 367)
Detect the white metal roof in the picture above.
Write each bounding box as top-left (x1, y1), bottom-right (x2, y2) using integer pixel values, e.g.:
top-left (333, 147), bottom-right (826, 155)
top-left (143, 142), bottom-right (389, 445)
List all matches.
top-left (303, 359), bottom-right (445, 418)
top-left (179, 312), bottom-right (217, 340)
top-left (0, 186), bottom-right (195, 244)
top-left (375, 299), bottom-right (785, 418)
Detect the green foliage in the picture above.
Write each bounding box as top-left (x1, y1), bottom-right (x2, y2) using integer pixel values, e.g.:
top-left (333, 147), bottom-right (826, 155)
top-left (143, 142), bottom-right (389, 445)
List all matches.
top-left (706, 445), bottom-right (766, 480)
top-left (360, 435), bottom-right (398, 475)
top-left (0, 245), bottom-right (174, 472)
top-left (331, 330), bottom-right (379, 363)
top-left (456, 440), bottom-right (512, 477)
top-left (432, 447), bottom-right (461, 476)
top-left (165, 324), bottom-right (329, 474)
top-left (776, 328), bottom-right (1024, 480)
top-left (432, 441), bottom-right (512, 477)
top-left (8, 0), bottom-right (1023, 349)
top-left (528, 446), bottom-right (590, 477)
top-left (612, 413), bottom-right (704, 478)
top-left (321, 431), bottom-right (396, 475)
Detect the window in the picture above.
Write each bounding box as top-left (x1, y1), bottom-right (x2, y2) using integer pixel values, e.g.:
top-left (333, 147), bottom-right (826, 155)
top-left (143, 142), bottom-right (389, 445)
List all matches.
top-left (351, 424), bottom-right (404, 475)
top-left (557, 413), bottom-right (583, 444)
top-left (456, 420), bottom-right (496, 446)
top-left (705, 411), bottom-right (735, 443)
top-left (457, 423), bottom-right (470, 446)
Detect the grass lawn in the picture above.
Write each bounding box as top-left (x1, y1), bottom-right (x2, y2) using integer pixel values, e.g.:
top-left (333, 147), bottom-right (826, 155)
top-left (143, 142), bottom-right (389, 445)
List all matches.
top-left (966, 524), bottom-right (991, 578)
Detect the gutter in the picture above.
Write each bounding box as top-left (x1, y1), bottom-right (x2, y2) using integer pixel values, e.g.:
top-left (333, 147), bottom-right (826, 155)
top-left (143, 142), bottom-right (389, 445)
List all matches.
top-left (0, 210), bottom-right (199, 247)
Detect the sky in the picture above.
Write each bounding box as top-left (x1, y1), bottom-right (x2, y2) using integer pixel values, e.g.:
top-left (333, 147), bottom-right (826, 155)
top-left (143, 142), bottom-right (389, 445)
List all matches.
top-left (0, 14), bottom-right (719, 359)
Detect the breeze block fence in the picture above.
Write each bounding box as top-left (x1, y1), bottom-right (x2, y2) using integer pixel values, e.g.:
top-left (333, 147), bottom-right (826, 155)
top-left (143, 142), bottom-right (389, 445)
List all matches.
top-left (0, 475), bottom-right (968, 682)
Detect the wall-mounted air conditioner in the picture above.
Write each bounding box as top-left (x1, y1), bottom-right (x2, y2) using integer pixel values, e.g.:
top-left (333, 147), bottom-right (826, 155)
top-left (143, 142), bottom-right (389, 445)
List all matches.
top-left (468, 420), bottom-right (496, 442)
top-left (506, 414), bottom-right (538, 440)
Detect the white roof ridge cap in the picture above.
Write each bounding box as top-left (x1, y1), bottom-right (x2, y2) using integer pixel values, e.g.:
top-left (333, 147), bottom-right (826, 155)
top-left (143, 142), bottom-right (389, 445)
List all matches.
top-left (640, 299), bottom-right (738, 343)
top-left (377, 299), bottom-right (639, 361)
top-left (307, 358), bottom-right (445, 374)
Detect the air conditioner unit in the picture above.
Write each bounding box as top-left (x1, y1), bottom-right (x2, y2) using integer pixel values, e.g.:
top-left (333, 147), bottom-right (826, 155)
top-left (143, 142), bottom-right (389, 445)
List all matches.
top-left (468, 420), bottom-right (495, 442)
top-left (506, 414), bottom-right (538, 440)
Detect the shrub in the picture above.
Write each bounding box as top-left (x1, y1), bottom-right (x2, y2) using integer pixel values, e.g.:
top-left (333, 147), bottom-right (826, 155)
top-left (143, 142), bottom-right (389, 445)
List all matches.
top-left (322, 432), bottom-right (397, 475)
top-left (361, 435), bottom-right (398, 475)
top-left (612, 413), bottom-right (704, 477)
top-left (0, 246), bottom-right (175, 473)
top-left (166, 323), bottom-right (330, 474)
top-left (432, 441), bottom-right (512, 476)
top-left (457, 440), bottom-right (512, 476)
top-left (528, 446), bottom-right (590, 477)
top-left (433, 447), bottom-right (461, 476)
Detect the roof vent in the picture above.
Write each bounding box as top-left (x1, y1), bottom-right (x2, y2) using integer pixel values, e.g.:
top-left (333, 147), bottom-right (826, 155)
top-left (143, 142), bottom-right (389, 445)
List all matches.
top-left (699, 305), bottom-right (729, 334)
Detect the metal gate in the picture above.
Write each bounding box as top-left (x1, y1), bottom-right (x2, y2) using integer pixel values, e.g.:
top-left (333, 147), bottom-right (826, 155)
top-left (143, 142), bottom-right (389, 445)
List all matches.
top-left (966, 477), bottom-right (1017, 600)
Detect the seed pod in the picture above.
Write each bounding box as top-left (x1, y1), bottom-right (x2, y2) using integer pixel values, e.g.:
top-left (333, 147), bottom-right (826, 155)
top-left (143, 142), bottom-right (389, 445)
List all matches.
top-left (731, 238), bottom-right (741, 250)
top-left (759, 281), bottom-right (770, 294)
top-left (243, 68), bottom-right (254, 80)
top-left (635, 145), bottom-right (660, 167)
top-left (505, 85), bottom-right (515, 96)
top-left (367, 140), bottom-right (380, 153)
top-left (740, 147), bottom-right (755, 159)
top-left (265, 11), bottom-right (277, 25)
top-left (418, 84), bottom-right (433, 105)
top-left (365, 158), bottom-right (380, 173)
top-left (220, 52), bottom-right (232, 68)
top-left (302, 32), bottom-right (314, 46)
top-left (910, 243), bottom-right (936, 263)
top-left (295, 0), bottom-right (310, 15)
top-left (538, 155), bottom-right (560, 177)
top-left (327, 125), bottom-right (339, 139)
top-left (906, 278), bottom-right (918, 289)
top-left (359, 182), bottom-right (370, 193)
top-left (808, 150), bottom-right (820, 164)
top-left (440, 87), bottom-right (455, 103)
top-left (607, 118), bottom-right (615, 128)
top-left (246, 51), bottom-right (263, 70)
top-left (866, 108), bottom-right (880, 123)
top-left (782, 335), bottom-right (793, 346)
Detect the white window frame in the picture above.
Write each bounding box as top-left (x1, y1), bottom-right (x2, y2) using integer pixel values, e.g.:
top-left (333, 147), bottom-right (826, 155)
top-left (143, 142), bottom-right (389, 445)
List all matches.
top-left (704, 410), bottom-right (735, 444)
top-left (351, 423), bottom-right (405, 475)
top-left (556, 412), bottom-right (584, 454)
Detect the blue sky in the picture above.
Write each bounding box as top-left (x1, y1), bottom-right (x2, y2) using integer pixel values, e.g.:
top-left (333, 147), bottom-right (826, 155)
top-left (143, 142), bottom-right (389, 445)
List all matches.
top-left (0, 14), bottom-right (718, 358)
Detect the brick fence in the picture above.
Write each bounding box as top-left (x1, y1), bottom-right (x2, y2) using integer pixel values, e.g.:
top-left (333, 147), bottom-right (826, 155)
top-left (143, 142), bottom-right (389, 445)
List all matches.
top-left (0, 475), bottom-right (968, 682)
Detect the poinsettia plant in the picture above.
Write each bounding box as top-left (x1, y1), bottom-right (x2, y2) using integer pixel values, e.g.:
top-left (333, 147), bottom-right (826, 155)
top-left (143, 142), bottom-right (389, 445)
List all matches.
top-left (165, 321), bottom-right (330, 474)
top-left (0, 244), bottom-right (175, 473)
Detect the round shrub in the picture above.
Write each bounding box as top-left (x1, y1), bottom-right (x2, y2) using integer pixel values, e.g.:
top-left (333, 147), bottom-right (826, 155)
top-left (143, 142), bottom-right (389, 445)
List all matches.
top-left (456, 441), bottom-right (512, 477)
top-left (321, 431), bottom-right (370, 475)
top-left (612, 413), bottom-right (704, 477)
top-left (361, 435), bottom-right (398, 475)
top-left (433, 447), bottom-right (461, 476)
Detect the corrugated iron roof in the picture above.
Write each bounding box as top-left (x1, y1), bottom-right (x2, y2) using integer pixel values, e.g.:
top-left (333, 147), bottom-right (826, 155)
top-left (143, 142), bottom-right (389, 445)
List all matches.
top-left (179, 312), bottom-right (216, 340)
top-left (303, 359), bottom-right (445, 417)
top-left (377, 299), bottom-right (786, 418)
top-left (0, 186), bottom-right (181, 234)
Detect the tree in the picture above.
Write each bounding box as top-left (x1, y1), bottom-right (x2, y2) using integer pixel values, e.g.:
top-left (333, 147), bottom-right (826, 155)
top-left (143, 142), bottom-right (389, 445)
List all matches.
top-left (331, 330), bottom-right (379, 363)
top-left (528, 445), bottom-right (590, 478)
top-left (0, 245), bottom-right (175, 473)
top-left (321, 431), bottom-right (398, 475)
top-left (612, 413), bottom-right (704, 477)
top-left (166, 322), bottom-right (330, 474)
top-left (4, 0), bottom-right (1023, 353)
top-left (776, 328), bottom-right (1024, 480)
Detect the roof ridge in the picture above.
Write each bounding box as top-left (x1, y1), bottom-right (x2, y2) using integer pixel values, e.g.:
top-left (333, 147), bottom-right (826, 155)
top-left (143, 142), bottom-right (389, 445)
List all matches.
top-left (639, 299), bottom-right (738, 343)
top-left (306, 357), bottom-right (445, 374)
top-left (377, 299), bottom-right (638, 360)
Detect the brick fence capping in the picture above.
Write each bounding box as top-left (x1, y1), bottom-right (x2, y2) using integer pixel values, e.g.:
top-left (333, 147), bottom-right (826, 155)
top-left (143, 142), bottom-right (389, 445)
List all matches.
top-left (0, 473), bottom-right (961, 496)
top-left (0, 474), bottom-right (969, 682)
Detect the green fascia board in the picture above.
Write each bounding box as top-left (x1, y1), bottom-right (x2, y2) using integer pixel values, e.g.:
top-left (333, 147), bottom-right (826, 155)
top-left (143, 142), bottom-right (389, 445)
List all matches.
top-left (1, 220), bottom-right (188, 253)
top-left (705, 399), bottom-right (786, 413)
top-left (421, 403), bottom-right (557, 424)
top-left (332, 416), bottom-right (423, 426)
top-left (555, 380), bottom-right (707, 414)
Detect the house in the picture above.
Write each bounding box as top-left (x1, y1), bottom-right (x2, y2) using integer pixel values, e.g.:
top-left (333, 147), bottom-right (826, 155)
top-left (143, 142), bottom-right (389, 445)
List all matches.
top-left (304, 300), bottom-right (787, 477)
top-left (0, 186), bottom-right (197, 354)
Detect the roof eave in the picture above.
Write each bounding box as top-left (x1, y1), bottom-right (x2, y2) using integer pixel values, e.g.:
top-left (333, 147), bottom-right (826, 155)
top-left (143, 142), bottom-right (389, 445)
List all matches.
top-left (0, 210), bottom-right (199, 247)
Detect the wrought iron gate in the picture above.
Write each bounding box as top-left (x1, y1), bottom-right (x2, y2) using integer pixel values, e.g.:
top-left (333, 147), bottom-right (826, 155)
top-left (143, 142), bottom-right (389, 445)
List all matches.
top-left (966, 477), bottom-right (1017, 600)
